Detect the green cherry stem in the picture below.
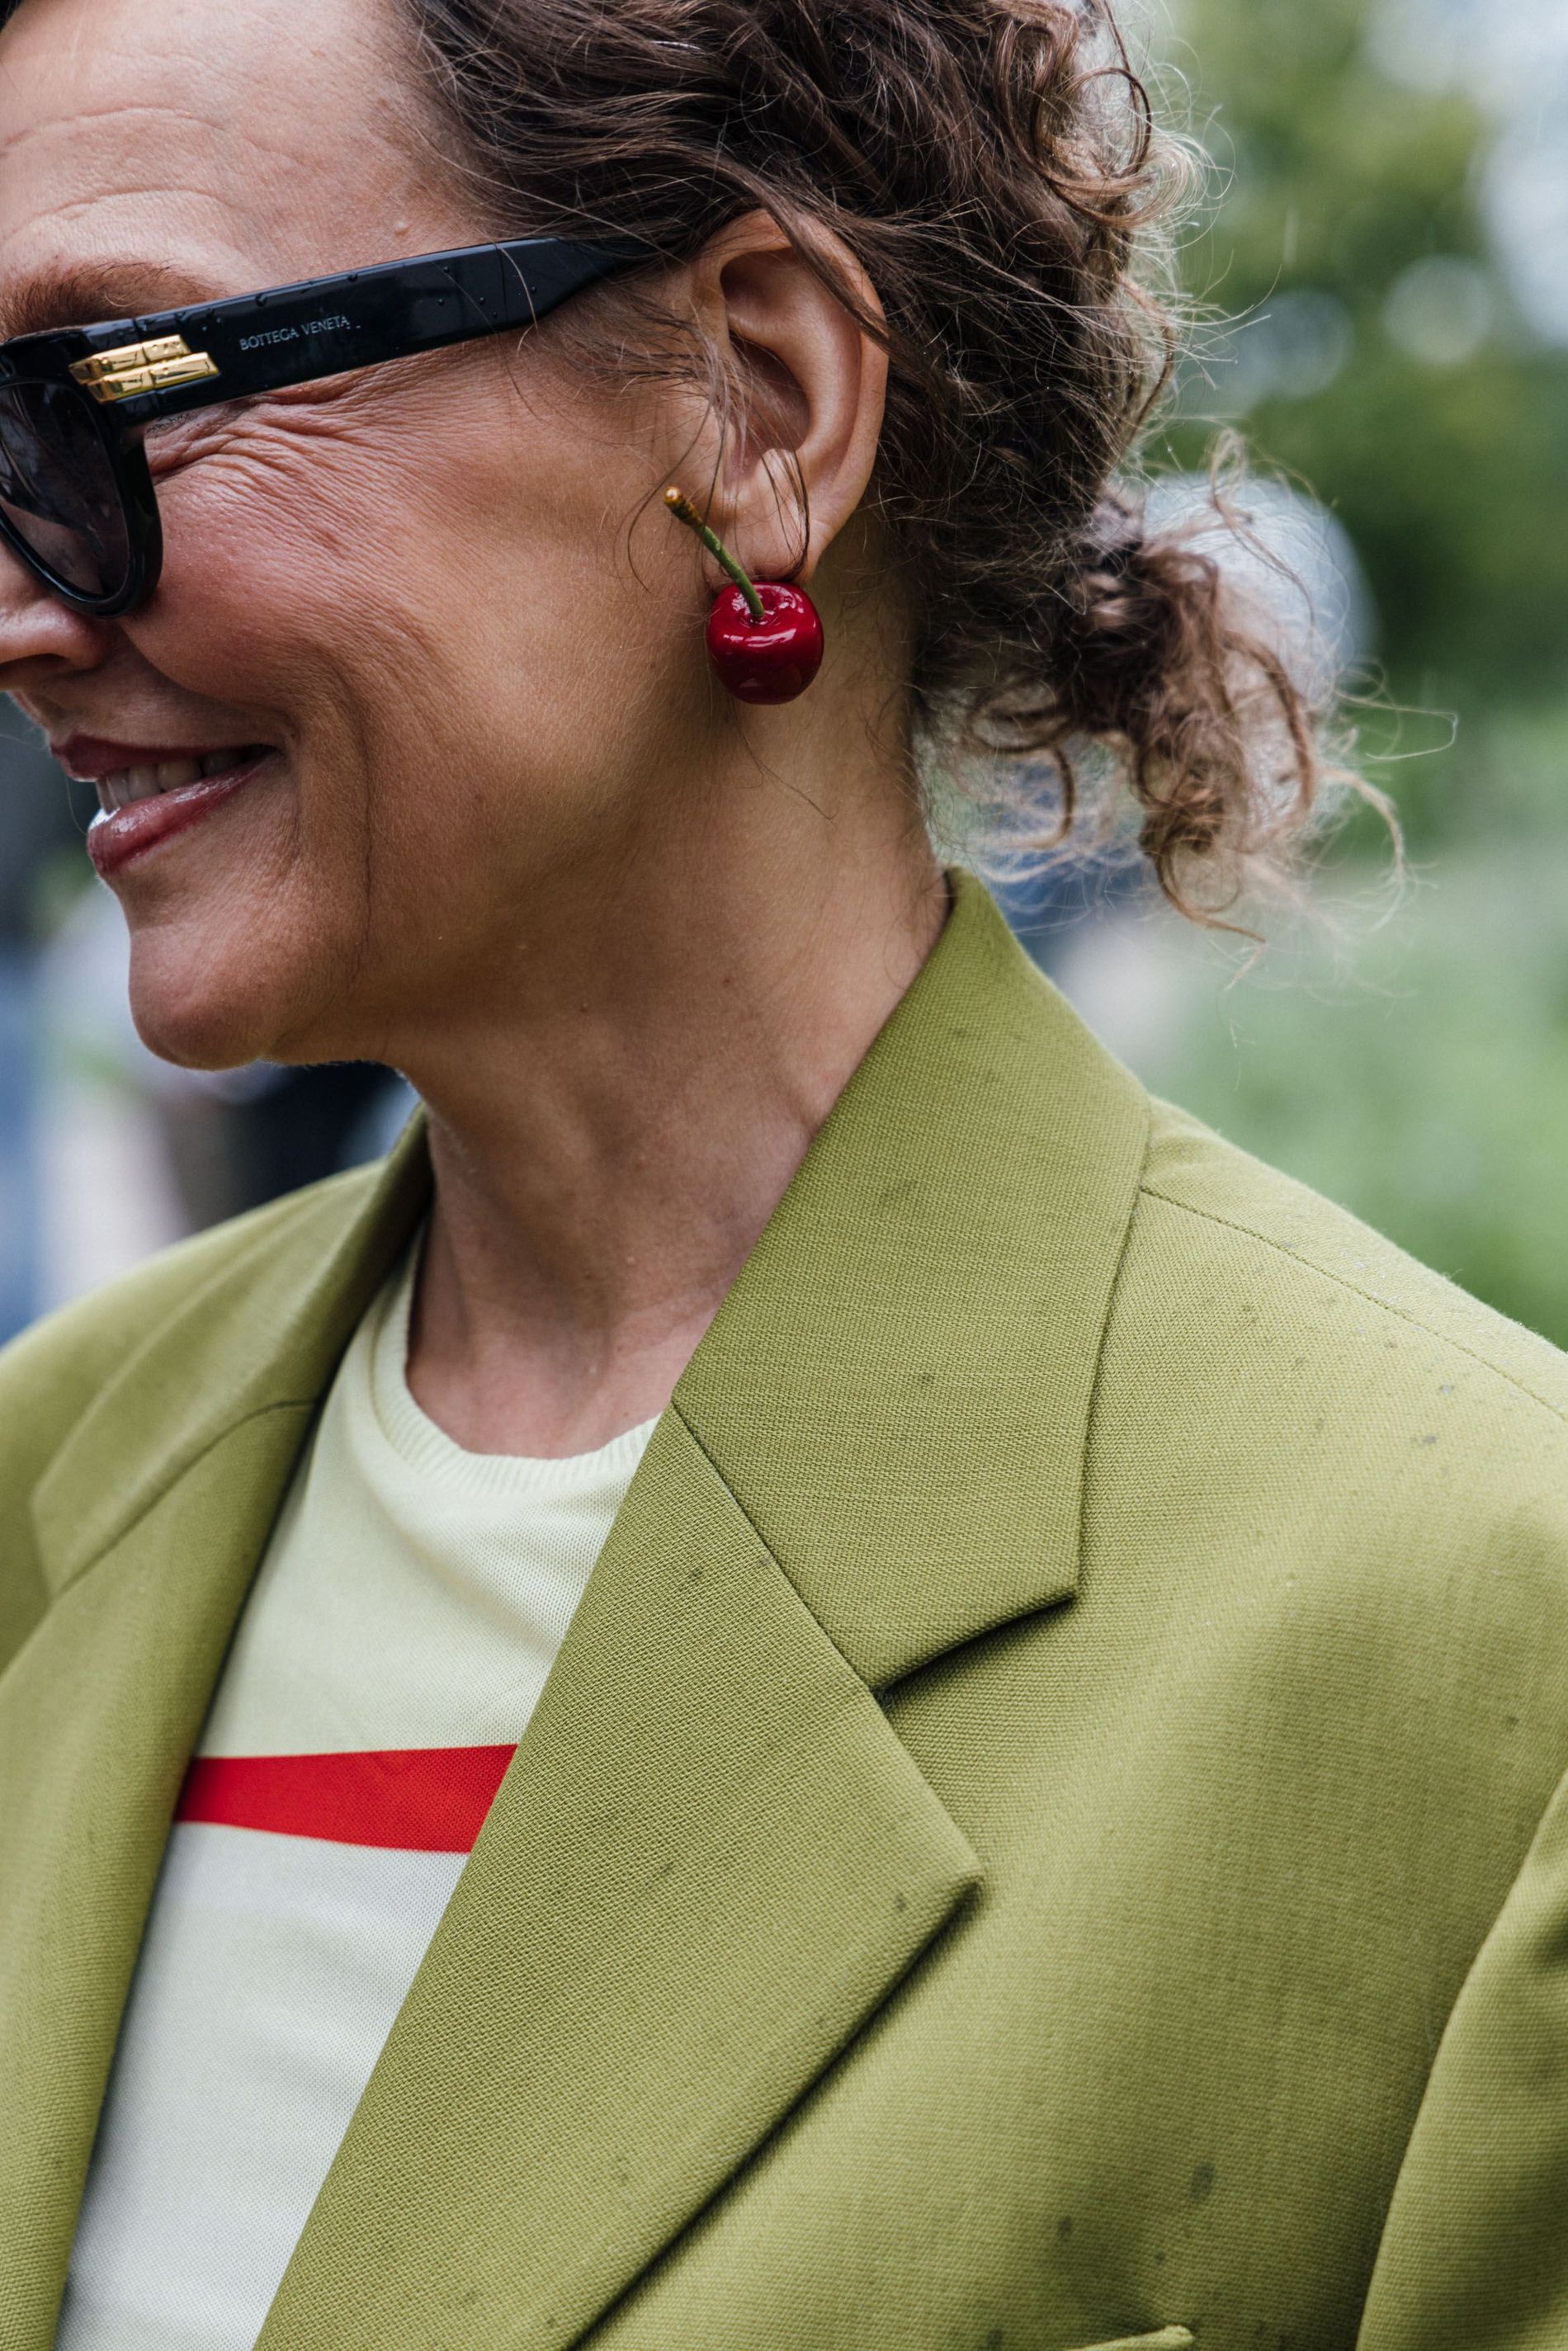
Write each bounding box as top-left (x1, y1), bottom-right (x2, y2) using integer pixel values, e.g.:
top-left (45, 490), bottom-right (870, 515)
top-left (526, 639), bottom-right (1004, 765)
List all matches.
top-left (664, 486), bottom-right (766, 625)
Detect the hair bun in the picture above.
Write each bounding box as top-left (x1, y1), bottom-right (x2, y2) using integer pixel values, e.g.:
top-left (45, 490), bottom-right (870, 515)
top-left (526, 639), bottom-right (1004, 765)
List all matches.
top-left (1039, 483), bottom-right (1325, 906)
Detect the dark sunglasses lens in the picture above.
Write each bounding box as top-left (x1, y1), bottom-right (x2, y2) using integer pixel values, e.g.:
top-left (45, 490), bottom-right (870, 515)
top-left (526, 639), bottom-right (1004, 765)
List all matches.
top-left (0, 379), bottom-right (131, 602)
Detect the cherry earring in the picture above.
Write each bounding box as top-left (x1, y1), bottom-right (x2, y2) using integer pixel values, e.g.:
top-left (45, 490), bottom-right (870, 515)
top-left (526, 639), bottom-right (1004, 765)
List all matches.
top-left (663, 486), bottom-right (824, 705)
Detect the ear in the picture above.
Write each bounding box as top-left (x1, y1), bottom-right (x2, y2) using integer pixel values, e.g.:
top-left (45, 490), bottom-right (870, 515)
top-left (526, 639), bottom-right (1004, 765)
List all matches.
top-left (682, 210), bottom-right (889, 588)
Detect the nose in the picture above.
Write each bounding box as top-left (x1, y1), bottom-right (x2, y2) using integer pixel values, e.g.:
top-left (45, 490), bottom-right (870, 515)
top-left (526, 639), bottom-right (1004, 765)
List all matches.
top-left (0, 536), bottom-right (115, 691)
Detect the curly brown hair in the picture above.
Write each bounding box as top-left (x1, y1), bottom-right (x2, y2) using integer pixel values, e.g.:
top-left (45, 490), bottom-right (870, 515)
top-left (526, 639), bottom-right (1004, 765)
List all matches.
top-left (398, 0), bottom-right (1349, 919)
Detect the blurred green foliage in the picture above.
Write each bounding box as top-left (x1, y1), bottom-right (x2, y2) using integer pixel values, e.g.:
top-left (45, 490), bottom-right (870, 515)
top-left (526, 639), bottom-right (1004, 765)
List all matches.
top-left (1117, 775), bottom-right (1568, 1344)
top-left (1163, 0), bottom-right (1568, 801)
top-left (1096, 0), bottom-right (1568, 1346)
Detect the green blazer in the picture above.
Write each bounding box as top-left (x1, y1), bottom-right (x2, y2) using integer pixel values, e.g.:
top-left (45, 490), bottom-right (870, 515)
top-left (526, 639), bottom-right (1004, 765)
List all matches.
top-left (3, 876), bottom-right (1567, 2351)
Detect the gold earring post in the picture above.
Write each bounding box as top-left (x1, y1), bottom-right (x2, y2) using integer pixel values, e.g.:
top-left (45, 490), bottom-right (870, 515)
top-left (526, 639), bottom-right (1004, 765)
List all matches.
top-left (663, 487), bottom-right (765, 624)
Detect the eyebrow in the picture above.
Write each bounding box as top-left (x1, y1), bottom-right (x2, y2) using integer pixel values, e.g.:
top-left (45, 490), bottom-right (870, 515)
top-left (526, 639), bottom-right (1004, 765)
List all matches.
top-left (0, 257), bottom-right (224, 342)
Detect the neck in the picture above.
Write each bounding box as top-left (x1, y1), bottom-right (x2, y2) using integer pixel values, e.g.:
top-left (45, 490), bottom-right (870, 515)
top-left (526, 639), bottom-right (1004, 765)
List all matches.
top-left (395, 736), bottom-right (947, 1457)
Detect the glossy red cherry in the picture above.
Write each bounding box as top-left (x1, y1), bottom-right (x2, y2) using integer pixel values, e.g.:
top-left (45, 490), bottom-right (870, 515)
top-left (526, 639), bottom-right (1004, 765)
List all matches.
top-left (704, 580), bottom-right (825, 705)
top-left (663, 485), bottom-right (827, 706)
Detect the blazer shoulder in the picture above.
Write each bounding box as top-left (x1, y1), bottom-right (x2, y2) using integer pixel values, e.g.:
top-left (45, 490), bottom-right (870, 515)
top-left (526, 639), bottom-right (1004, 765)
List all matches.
top-left (1090, 1101), bottom-right (1568, 1815)
top-left (0, 1162), bottom-right (388, 1667)
top-left (1136, 1095), bottom-right (1568, 1428)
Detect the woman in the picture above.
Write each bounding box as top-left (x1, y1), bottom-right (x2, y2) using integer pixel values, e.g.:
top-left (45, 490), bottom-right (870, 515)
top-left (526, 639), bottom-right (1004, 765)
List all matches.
top-left (0, 0), bottom-right (1564, 2342)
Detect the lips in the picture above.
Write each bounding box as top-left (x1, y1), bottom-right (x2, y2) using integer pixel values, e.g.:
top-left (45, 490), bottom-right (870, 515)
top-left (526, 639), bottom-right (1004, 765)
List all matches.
top-left (53, 738), bottom-right (278, 879)
top-left (54, 735), bottom-right (272, 803)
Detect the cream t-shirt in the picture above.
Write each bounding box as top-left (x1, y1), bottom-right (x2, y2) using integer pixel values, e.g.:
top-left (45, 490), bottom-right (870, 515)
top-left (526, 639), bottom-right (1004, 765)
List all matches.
top-left (55, 1242), bottom-right (657, 2350)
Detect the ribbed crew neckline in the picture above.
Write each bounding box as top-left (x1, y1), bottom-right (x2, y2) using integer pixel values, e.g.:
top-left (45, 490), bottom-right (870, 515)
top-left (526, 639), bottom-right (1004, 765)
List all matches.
top-left (366, 1236), bottom-right (660, 1499)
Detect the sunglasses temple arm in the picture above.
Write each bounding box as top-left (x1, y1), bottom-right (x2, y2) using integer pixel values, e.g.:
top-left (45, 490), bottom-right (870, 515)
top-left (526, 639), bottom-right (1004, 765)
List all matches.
top-left (112, 239), bottom-right (645, 423)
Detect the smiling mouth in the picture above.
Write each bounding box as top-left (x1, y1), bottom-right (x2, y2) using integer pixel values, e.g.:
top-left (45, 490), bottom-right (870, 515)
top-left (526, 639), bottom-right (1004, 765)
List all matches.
top-left (91, 745), bottom-right (272, 817)
top-left (65, 742), bottom-right (279, 880)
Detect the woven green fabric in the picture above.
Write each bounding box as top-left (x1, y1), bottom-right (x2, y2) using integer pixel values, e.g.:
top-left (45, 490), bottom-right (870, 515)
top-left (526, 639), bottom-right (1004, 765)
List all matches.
top-left (2, 874), bottom-right (1566, 2351)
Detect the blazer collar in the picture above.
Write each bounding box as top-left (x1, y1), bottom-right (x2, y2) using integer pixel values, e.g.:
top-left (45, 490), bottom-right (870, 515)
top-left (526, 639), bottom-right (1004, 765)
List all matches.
top-left (4, 873), bottom-right (1151, 2349)
top-left (675, 870), bottom-right (1150, 1685)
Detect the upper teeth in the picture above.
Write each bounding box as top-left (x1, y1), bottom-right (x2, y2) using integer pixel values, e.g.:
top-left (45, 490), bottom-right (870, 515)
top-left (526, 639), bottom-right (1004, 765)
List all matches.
top-left (94, 749), bottom-right (257, 815)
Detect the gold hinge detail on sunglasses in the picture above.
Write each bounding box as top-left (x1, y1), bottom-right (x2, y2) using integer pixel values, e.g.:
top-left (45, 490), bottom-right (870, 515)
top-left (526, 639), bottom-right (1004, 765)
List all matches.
top-left (68, 335), bottom-right (220, 405)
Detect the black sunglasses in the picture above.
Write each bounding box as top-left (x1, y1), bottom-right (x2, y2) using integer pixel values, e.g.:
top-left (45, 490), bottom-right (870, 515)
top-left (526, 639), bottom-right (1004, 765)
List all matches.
top-left (0, 237), bottom-right (645, 618)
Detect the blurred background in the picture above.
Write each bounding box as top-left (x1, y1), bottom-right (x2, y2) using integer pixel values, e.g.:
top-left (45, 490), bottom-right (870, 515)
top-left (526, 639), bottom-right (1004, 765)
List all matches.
top-left (1009, 0), bottom-right (1568, 1344)
top-left (1, 0), bottom-right (1564, 1344)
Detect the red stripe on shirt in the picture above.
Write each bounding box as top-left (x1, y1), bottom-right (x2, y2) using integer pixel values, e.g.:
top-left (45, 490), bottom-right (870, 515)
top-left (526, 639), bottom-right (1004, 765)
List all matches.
top-left (175, 1745), bottom-right (517, 1853)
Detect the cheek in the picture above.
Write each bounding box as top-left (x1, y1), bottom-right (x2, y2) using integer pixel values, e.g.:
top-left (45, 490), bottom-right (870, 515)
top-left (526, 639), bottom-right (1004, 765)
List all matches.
top-left (115, 399), bottom-right (701, 1053)
top-left (144, 402), bottom-right (686, 798)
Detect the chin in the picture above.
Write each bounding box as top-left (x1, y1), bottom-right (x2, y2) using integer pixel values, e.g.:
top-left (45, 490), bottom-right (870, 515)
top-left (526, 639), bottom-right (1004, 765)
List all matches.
top-left (125, 928), bottom-right (332, 1074)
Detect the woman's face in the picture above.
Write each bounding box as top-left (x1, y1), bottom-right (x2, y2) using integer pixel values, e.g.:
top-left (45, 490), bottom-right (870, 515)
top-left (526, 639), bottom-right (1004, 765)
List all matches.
top-left (0, 0), bottom-right (720, 1069)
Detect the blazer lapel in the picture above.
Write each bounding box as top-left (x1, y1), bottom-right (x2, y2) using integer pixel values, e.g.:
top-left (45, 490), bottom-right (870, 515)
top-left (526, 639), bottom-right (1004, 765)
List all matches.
top-left (0, 1132), bottom-right (430, 2347)
top-left (259, 1408), bottom-right (981, 2349)
top-left (260, 880), bottom-right (1152, 2349)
